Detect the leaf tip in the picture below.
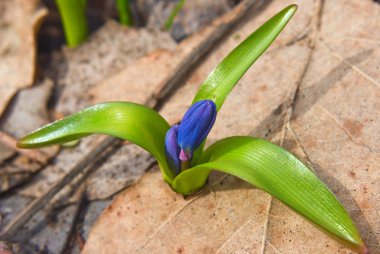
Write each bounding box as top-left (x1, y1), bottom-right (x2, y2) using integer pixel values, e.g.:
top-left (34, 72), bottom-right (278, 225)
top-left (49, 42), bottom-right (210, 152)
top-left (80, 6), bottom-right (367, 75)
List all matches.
top-left (289, 4), bottom-right (298, 10)
top-left (285, 4), bottom-right (298, 17)
top-left (16, 138), bottom-right (29, 149)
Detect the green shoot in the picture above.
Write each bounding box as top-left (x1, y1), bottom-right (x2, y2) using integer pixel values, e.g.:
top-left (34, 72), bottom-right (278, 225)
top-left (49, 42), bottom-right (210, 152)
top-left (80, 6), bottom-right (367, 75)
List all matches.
top-left (55, 0), bottom-right (89, 48)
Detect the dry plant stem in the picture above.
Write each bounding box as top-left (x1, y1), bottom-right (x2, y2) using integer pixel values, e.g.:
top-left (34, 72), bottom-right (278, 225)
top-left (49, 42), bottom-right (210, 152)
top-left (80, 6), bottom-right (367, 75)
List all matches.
top-left (0, 131), bottom-right (49, 164)
top-left (0, 0), bottom-right (265, 239)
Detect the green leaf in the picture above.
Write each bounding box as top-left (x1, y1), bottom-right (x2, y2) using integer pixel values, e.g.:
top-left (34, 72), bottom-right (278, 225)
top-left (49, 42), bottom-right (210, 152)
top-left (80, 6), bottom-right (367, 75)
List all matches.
top-left (173, 136), bottom-right (366, 253)
top-left (164, 0), bottom-right (186, 30)
top-left (189, 4), bottom-right (298, 165)
top-left (192, 4), bottom-right (297, 110)
top-left (18, 102), bottom-right (174, 183)
top-left (55, 0), bottom-right (88, 47)
top-left (116, 0), bottom-right (133, 26)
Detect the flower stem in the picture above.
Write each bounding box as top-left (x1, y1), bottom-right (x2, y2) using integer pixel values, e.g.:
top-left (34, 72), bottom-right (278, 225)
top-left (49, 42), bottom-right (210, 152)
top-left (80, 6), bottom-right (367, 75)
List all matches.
top-left (180, 160), bottom-right (190, 172)
top-left (55, 0), bottom-right (88, 48)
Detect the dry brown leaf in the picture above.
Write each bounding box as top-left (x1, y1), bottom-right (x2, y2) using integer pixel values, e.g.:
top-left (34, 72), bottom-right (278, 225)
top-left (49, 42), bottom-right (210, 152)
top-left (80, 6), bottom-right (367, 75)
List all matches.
top-left (0, 0), bottom-right (47, 116)
top-left (89, 2), bottom-right (250, 105)
top-left (143, 0), bottom-right (233, 40)
top-left (1, 80), bottom-right (53, 138)
top-left (0, 79), bottom-right (59, 192)
top-left (85, 144), bottom-right (155, 200)
top-left (84, 0), bottom-right (380, 253)
top-left (54, 21), bottom-right (176, 114)
top-left (84, 169), bottom-right (272, 254)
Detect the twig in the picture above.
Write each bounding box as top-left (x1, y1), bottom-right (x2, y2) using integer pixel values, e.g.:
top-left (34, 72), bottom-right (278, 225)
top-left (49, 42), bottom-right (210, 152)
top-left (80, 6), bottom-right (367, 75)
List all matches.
top-left (76, 233), bottom-right (86, 252)
top-left (0, 131), bottom-right (49, 164)
top-left (61, 185), bottom-right (87, 254)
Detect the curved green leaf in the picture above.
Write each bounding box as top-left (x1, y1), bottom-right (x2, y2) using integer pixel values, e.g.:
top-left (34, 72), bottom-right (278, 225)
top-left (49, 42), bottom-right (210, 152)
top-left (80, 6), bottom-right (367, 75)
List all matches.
top-left (192, 4), bottom-right (297, 110)
top-left (173, 136), bottom-right (366, 253)
top-left (18, 102), bottom-right (174, 183)
top-left (189, 4), bottom-right (297, 165)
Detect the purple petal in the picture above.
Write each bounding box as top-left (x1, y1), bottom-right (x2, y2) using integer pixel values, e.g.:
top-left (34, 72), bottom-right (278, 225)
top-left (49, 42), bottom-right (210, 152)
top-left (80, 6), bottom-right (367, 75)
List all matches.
top-left (164, 124), bottom-right (180, 175)
top-left (178, 100), bottom-right (217, 153)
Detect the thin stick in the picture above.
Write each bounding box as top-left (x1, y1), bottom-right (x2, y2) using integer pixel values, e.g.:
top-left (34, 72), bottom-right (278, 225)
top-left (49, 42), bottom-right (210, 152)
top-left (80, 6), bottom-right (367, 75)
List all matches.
top-left (61, 185), bottom-right (87, 254)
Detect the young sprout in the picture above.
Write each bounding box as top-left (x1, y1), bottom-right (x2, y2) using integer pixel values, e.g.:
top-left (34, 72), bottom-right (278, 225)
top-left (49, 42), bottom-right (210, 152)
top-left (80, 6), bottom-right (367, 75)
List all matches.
top-left (55, 0), bottom-right (89, 47)
top-left (165, 0), bottom-right (186, 30)
top-left (18, 5), bottom-right (367, 253)
top-left (116, 0), bottom-right (133, 26)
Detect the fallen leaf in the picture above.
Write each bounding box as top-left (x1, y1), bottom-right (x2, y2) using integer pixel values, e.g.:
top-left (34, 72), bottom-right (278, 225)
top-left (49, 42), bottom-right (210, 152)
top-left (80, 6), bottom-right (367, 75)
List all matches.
top-left (84, 0), bottom-right (380, 253)
top-left (0, 0), bottom-right (47, 116)
top-left (0, 145), bottom-right (14, 163)
top-left (1, 79), bottom-right (53, 138)
top-left (84, 168), bottom-right (272, 254)
top-left (0, 79), bottom-right (58, 192)
top-left (140, 0), bottom-right (233, 40)
top-left (85, 144), bottom-right (155, 200)
top-left (53, 21), bottom-right (177, 114)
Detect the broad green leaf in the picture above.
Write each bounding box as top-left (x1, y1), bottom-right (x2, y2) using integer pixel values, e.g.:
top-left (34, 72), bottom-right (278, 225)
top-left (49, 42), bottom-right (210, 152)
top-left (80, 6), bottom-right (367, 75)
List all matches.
top-left (18, 102), bottom-right (174, 183)
top-left (173, 136), bottom-right (366, 253)
top-left (192, 4), bottom-right (297, 110)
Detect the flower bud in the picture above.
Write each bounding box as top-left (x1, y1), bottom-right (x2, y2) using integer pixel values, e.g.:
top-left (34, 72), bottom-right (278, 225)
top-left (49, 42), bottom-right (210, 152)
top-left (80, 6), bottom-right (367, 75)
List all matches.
top-left (164, 124), bottom-right (181, 175)
top-left (178, 100), bottom-right (217, 161)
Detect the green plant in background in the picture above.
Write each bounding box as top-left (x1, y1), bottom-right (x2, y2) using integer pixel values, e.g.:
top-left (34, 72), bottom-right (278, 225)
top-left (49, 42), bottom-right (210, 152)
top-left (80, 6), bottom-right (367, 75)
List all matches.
top-left (55, 0), bottom-right (89, 47)
top-left (55, 0), bottom-right (133, 47)
top-left (18, 5), bottom-right (367, 253)
top-left (165, 0), bottom-right (186, 30)
top-left (116, 0), bottom-right (133, 26)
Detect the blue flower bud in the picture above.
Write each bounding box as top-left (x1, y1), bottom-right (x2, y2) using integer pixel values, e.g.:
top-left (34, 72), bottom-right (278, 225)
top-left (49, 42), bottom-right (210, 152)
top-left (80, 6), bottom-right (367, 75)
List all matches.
top-left (164, 124), bottom-right (180, 175)
top-left (178, 100), bottom-right (217, 161)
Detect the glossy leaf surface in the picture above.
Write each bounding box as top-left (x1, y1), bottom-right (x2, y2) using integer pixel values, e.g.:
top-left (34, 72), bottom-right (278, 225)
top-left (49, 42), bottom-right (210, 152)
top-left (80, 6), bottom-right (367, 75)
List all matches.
top-left (192, 5), bottom-right (297, 111)
top-left (173, 136), bottom-right (366, 253)
top-left (190, 4), bottom-right (297, 164)
top-left (18, 102), bottom-right (174, 182)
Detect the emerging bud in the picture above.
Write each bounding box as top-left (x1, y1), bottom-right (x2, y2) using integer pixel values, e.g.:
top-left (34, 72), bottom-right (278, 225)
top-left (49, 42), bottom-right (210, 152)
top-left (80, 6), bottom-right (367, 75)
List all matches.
top-left (178, 100), bottom-right (217, 161)
top-left (164, 124), bottom-right (181, 175)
